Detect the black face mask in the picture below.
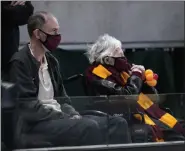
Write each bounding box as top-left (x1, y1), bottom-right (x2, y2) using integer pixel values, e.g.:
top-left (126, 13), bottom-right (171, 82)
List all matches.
top-left (39, 29), bottom-right (61, 51)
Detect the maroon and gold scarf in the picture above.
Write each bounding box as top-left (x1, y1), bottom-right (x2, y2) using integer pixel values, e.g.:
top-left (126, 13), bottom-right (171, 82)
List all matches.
top-left (86, 62), bottom-right (185, 142)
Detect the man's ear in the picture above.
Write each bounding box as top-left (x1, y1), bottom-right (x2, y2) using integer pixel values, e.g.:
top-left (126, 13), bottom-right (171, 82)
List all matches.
top-left (33, 29), bottom-right (41, 39)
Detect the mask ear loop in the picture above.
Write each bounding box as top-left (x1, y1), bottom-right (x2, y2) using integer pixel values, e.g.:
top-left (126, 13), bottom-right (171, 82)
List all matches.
top-left (38, 29), bottom-right (50, 36)
top-left (36, 29), bottom-right (48, 45)
top-left (39, 29), bottom-right (61, 37)
top-left (103, 56), bottom-right (115, 66)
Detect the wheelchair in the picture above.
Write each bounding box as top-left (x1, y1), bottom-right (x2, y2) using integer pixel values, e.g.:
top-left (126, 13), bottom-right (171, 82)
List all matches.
top-left (63, 73), bottom-right (185, 142)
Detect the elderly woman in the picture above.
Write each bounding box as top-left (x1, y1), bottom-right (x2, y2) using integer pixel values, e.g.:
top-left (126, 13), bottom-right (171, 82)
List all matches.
top-left (85, 34), bottom-right (145, 96)
top-left (85, 34), bottom-right (185, 142)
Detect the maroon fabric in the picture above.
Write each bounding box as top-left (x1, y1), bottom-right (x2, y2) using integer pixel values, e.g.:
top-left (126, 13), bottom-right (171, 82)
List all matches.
top-left (144, 102), bottom-right (185, 136)
top-left (146, 104), bottom-right (166, 118)
top-left (173, 122), bottom-right (185, 135)
top-left (114, 57), bottom-right (132, 72)
top-left (86, 58), bottom-right (141, 86)
top-left (152, 125), bottom-right (164, 141)
top-left (43, 34), bottom-right (61, 51)
top-left (137, 106), bottom-right (164, 140)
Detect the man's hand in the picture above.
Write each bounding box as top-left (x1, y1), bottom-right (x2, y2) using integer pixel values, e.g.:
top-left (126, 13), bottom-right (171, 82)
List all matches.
top-left (11, 1), bottom-right (25, 6)
top-left (70, 115), bottom-right (82, 120)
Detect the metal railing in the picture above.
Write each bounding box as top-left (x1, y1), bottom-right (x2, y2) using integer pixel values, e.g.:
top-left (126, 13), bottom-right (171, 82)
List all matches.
top-left (19, 40), bottom-right (184, 50)
top-left (13, 141), bottom-right (185, 151)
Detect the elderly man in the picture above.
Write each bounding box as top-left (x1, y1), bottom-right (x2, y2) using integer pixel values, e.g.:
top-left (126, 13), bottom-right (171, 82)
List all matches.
top-left (9, 12), bottom-right (131, 148)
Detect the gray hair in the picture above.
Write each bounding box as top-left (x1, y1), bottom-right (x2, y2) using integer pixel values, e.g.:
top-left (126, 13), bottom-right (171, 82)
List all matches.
top-left (27, 11), bottom-right (54, 37)
top-left (86, 34), bottom-right (122, 64)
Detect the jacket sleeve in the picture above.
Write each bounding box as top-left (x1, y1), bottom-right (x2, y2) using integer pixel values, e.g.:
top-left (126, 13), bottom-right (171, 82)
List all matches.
top-left (90, 75), bottom-right (143, 96)
top-left (9, 60), bottom-right (64, 122)
top-left (51, 52), bottom-right (80, 117)
top-left (1, 1), bottom-right (34, 26)
top-left (57, 70), bottom-right (80, 116)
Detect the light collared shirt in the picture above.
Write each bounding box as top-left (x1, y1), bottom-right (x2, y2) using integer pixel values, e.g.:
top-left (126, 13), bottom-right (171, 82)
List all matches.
top-left (29, 45), bottom-right (61, 112)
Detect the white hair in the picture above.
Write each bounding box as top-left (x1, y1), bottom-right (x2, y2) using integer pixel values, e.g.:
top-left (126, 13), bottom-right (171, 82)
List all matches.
top-left (86, 34), bottom-right (122, 64)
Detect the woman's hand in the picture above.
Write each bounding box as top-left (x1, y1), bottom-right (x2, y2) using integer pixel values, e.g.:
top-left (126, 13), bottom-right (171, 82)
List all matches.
top-left (131, 64), bottom-right (145, 79)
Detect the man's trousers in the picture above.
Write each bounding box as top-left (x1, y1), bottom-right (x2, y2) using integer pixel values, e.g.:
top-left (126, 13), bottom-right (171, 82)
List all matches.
top-left (30, 115), bottom-right (131, 146)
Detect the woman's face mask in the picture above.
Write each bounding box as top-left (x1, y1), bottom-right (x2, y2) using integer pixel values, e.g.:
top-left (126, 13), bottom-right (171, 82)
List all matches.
top-left (114, 57), bottom-right (132, 72)
top-left (39, 29), bottom-right (61, 51)
top-left (103, 47), bottom-right (131, 72)
top-left (103, 56), bottom-right (132, 72)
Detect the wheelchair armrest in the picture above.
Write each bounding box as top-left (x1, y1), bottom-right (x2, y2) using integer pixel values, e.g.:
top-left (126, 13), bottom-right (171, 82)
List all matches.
top-left (132, 111), bottom-right (145, 123)
top-left (1, 81), bottom-right (17, 110)
top-left (160, 107), bottom-right (173, 115)
top-left (178, 119), bottom-right (185, 124)
top-left (80, 110), bottom-right (108, 117)
top-left (63, 74), bottom-right (84, 84)
top-left (162, 129), bottom-right (185, 141)
top-left (166, 135), bottom-right (185, 141)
